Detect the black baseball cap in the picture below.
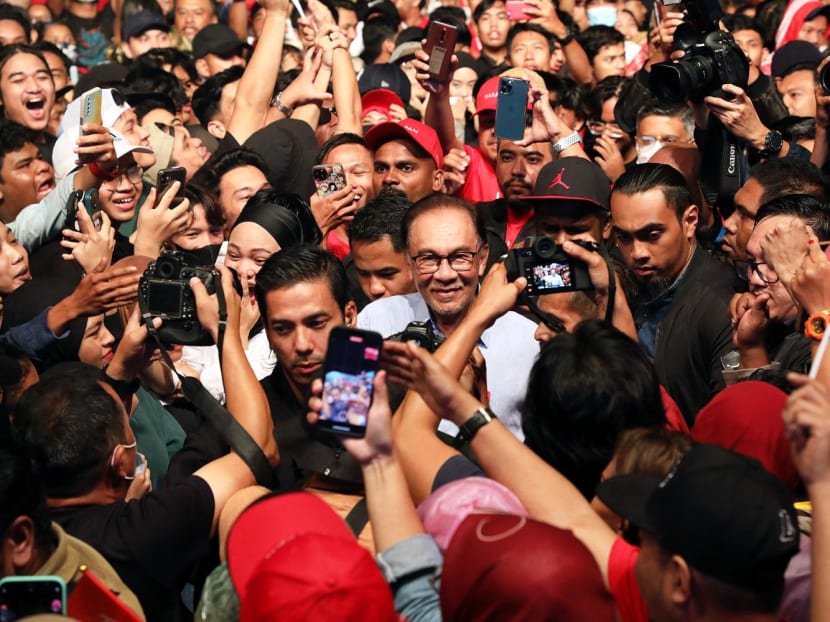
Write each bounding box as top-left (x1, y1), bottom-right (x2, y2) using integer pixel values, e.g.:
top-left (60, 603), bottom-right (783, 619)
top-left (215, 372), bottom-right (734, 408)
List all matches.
top-left (192, 23), bottom-right (250, 60)
top-left (596, 444), bottom-right (799, 591)
top-left (771, 41), bottom-right (822, 78)
top-left (123, 11), bottom-right (170, 40)
top-left (523, 158), bottom-right (611, 211)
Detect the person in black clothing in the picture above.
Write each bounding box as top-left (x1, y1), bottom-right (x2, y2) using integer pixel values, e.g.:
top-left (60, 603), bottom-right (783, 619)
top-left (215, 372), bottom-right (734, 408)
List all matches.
top-left (611, 163), bottom-right (734, 424)
top-left (256, 244), bottom-right (363, 491)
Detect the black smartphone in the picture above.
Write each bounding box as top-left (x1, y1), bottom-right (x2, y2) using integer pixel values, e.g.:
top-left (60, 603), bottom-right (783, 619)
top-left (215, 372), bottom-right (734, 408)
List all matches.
top-left (156, 166), bottom-right (187, 205)
top-left (318, 326), bottom-right (383, 437)
top-left (0, 576), bottom-right (66, 620)
top-left (424, 21), bottom-right (458, 82)
top-left (495, 77), bottom-right (529, 141)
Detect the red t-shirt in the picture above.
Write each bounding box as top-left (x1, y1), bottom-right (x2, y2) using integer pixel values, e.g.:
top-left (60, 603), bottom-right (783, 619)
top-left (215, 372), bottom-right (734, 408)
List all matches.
top-left (608, 537), bottom-right (649, 622)
top-left (505, 208), bottom-right (533, 249)
top-left (459, 145), bottom-right (500, 204)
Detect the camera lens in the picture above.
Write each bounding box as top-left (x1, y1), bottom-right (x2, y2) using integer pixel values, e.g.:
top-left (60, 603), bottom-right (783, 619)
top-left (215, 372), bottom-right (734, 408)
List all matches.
top-left (500, 80), bottom-right (512, 94)
top-left (820, 63), bottom-right (830, 94)
top-left (156, 257), bottom-right (178, 279)
top-left (649, 57), bottom-right (713, 103)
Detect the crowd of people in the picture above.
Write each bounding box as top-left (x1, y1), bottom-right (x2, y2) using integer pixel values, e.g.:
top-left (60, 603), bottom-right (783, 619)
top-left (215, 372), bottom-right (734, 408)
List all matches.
top-left (0, 0), bottom-right (829, 618)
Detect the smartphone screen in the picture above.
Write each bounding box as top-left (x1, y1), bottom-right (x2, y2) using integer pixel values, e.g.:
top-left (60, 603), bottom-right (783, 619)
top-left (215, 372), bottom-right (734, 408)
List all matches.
top-left (318, 327), bottom-right (383, 437)
top-left (495, 77), bottom-right (529, 140)
top-left (0, 577), bottom-right (66, 621)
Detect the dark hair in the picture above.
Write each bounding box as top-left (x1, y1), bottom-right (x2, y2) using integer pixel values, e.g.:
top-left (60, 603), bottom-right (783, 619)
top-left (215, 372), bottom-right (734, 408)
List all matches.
top-left (773, 116), bottom-right (816, 144)
top-left (401, 193), bottom-right (488, 250)
top-left (586, 75), bottom-right (627, 119)
top-left (635, 101), bottom-right (694, 137)
top-left (348, 187), bottom-right (412, 251)
top-left (255, 245), bottom-right (349, 312)
top-left (613, 163), bottom-right (692, 220)
top-left (193, 147), bottom-right (269, 196)
top-left (507, 23), bottom-right (554, 54)
top-left (522, 320), bottom-right (666, 499)
top-left (576, 25), bottom-right (624, 62)
top-left (0, 120), bottom-right (36, 184)
top-left (750, 156), bottom-right (829, 206)
top-left (361, 18), bottom-right (397, 65)
top-left (428, 8), bottom-right (472, 47)
top-left (13, 363), bottom-right (126, 498)
top-left (0, 5), bottom-right (31, 44)
top-left (233, 189), bottom-right (322, 247)
top-left (755, 0), bottom-right (788, 49)
top-left (317, 132), bottom-right (368, 165)
top-left (132, 94), bottom-right (177, 122)
top-left (473, 0), bottom-right (505, 23)
top-left (721, 13), bottom-right (764, 38)
top-left (0, 44), bottom-right (49, 80)
top-left (184, 183), bottom-right (224, 229)
top-left (191, 65), bottom-right (243, 127)
top-left (0, 438), bottom-right (56, 552)
top-left (755, 194), bottom-right (830, 239)
top-left (174, 0), bottom-right (217, 15)
top-left (550, 77), bottom-right (589, 122)
top-left (31, 41), bottom-right (70, 74)
top-left (135, 47), bottom-right (200, 84)
top-left (124, 65), bottom-right (188, 110)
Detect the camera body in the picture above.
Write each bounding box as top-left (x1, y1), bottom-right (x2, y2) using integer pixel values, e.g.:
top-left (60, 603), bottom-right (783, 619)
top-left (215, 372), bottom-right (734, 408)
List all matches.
top-left (649, 27), bottom-right (748, 103)
top-left (504, 236), bottom-right (593, 295)
top-left (388, 321), bottom-right (446, 353)
top-left (138, 251), bottom-right (217, 345)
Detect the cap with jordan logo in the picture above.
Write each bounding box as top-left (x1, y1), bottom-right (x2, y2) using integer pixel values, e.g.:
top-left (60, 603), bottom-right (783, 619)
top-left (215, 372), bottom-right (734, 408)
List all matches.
top-left (523, 157), bottom-right (611, 211)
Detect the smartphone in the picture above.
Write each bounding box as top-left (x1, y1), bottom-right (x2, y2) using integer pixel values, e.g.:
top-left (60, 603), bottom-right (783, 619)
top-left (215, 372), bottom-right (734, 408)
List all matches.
top-left (495, 77), bottom-right (529, 141)
top-left (424, 21), bottom-right (458, 82)
top-left (312, 163), bottom-right (347, 197)
top-left (67, 567), bottom-right (142, 622)
top-left (78, 87), bottom-right (102, 164)
top-left (0, 576), bottom-right (66, 620)
top-left (156, 166), bottom-right (187, 205)
top-left (505, 0), bottom-right (534, 20)
top-left (318, 327), bottom-right (383, 437)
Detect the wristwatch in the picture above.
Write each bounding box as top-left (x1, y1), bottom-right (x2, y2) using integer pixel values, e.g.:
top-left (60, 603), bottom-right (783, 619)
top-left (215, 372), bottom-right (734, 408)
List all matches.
top-left (757, 130), bottom-right (784, 159)
top-left (553, 132), bottom-right (582, 154)
top-left (555, 23), bottom-right (579, 46)
top-left (271, 91), bottom-right (293, 116)
top-left (455, 407), bottom-right (497, 447)
top-left (805, 310), bottom-right (830, 340)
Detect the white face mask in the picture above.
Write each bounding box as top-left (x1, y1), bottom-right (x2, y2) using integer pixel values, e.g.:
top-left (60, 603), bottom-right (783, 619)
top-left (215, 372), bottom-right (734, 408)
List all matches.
top-left (588, 6), bottom-right (618, 27)
top-left (55, 42), bottom-right (77, 64)
top-left (636, 139), bottom-right (664, 164)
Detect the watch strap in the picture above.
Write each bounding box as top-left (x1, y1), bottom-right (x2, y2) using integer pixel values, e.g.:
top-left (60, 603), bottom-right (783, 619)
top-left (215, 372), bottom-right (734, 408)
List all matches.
top-left (758, 130), bottom-right (783, 158)
top-left (553, 132), bottom-right (582, 154)
top-left (455, 407), bottom-right (497, 447)
top-left (271, 91), bottom-right (293, 116)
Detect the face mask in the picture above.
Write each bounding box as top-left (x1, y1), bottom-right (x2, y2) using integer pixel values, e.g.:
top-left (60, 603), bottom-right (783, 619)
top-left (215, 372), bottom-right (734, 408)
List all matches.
top-left (56, 42), bottom-right (77, 64)
top-left (588, 6), bottom-right (618, 27)
top-left (636, 139), bottom-right (663, 164)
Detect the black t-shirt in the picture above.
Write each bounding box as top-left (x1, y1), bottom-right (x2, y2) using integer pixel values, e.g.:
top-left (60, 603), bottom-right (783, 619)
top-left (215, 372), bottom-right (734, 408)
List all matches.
top-left (432, 454), bottom-right (484, 492)
top-left (50, 476), bottom-right (214, 622)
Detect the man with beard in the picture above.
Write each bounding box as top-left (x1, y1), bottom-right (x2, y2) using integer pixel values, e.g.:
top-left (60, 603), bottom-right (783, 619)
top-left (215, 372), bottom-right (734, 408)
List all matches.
top-left (476, 132), bottom-right (553, 257)
top-left (611, 163), bottom-right (734, 425)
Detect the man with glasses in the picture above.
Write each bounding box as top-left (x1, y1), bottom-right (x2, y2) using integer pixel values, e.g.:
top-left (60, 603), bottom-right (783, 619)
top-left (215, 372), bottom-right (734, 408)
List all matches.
top-left (634, 102), bottom-right (695, 164)
top-left (358, 193), bottom-right (538, 438)
top-left (729, 194), bottom-right (830, 374)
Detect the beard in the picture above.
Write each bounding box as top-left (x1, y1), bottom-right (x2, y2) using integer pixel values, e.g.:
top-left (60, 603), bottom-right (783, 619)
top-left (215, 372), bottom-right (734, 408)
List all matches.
top-left (638, 274), bottom-right (674, 302)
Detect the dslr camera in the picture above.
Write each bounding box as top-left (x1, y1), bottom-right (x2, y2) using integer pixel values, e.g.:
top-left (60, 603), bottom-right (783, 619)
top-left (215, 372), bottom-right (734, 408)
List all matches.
top-left (649, 25), bottom-right (748, 103)
top-left (138, 251), bottom-right (218, 345)
top-left (503, 236), bottom-right (593, 295)
top-left (388, 321), bottom-right (446, 353)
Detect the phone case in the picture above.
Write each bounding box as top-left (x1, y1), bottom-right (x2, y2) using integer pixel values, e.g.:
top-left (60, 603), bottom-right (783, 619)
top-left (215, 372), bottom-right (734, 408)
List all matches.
top-left (157, 166), bottom-right (187, 202)
top-left (312, 164), bottom-right (346, 197)
top-left (495, 77), bottom-right (529, 141)
top-left (424, 21), bottom-right (458, 81)
top-left (81, 87), bottom-right (102, 126)
top-left (0, 575), bottom-right (67, 618)
top-left (505, 0), bottom-right (534, 20)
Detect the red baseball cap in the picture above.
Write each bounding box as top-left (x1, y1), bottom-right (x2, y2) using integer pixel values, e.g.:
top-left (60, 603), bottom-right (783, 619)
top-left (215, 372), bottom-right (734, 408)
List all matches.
top-left (361, 88), bottom-right (405, 121)
top-left (365, 118), bottom-right (444, 168)
top-left (227, 492), bottom-right (399, 622)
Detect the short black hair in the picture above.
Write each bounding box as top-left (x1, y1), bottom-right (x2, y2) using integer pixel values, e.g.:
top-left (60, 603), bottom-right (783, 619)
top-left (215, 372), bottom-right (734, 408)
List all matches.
top-left (184, 183), bottom-right (224, 230)
top-left (401, 193), bottom-right (488, 250)
top-left (721, 13), bottom-right (764, 39)
top-left (135, 47), bottom-right (200, 84)
top-left (0, 45), bottom-right (49, 83)
top-left (31, 40), bottom-right (70, 74)
top-left (255, 245), bottom-right (349, 312)
top-left (576, 25), bottom-right (624, 62)
top-left (348, 187), bottom-right (412, 251)
top-left (550, 77), bottom-right (589, 122)
top-left (755, 194), bottom-right (830, 240)
top-left (124, 65), bottom-right (188, 111)
top-left (0, 120), bottom-right (36, 185)
top-left (613, 162), bottom-right (692, 220)
top-left (473, 0), bottom-right (505, 23)
top-left (13, 363), bottom-right (127, 499)
top-left (522, 320), bottom-right (667, 499)
top-left (0, 437), bottom-right (56, 553)
top-left (749, 157), bottom-right (829, 206)
top-left (193, 147), bottom-right (270, 196)
top-left (0, 5), bottom-right (31, 43)
top-left (586, 75), bottom-right (627, 119)
top-left (191, 65), bottom-right (243, 127)
top-left (361, 18), bottom-right (397, 65)
top-left (317, 132), bottom-right (368, 165)
top-left (507, 23), bottom-right (554, 54)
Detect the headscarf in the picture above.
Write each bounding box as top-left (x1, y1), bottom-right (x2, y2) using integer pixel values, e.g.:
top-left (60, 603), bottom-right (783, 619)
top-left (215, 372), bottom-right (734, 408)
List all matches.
top-left (230, 189), bottom-right (322, 248)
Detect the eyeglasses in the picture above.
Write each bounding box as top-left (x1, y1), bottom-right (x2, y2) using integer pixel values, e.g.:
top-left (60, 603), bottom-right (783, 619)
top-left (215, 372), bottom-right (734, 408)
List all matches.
top-left (735, 259), bottom-right (779, 284)
top-left (587, 120), bottom-right (624, 140)
top-left (410, 249), bottom-right (481, 275)
top-left (635, 135), bottom-right (686, 147)
top-left (104, 164), bottom-right (143, 186)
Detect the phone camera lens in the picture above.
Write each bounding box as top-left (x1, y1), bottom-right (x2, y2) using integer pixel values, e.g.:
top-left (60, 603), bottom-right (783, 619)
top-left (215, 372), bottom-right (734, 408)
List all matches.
top-left (501, 81), bottom-right (512, 94)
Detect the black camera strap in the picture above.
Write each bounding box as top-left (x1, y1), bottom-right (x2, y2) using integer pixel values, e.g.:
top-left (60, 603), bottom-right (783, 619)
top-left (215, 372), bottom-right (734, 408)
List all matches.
top-left (138, 278), bottom-right (275, 488)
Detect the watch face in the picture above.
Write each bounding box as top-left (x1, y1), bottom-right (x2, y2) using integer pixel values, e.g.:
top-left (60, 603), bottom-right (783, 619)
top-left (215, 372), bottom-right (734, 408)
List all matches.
top-left (810, 316), bottom-right (827, 335)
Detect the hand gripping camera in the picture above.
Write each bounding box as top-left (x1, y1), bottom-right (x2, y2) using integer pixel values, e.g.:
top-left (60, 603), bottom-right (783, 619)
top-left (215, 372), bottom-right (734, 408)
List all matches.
top-left (137, 251), bottom-right (218, 345)
top-left (503, 236), bottom-right (593, 296)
